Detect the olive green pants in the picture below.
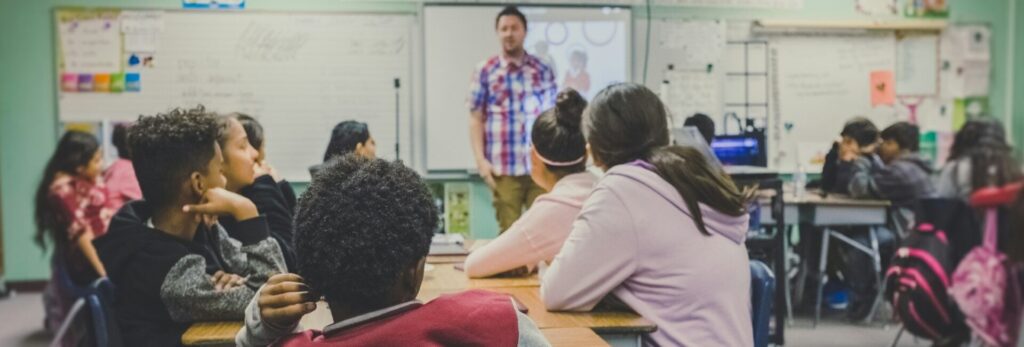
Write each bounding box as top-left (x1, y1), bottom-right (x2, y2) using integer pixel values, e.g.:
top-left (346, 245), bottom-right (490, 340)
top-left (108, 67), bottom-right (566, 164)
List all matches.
top-left (492, 175), bottom-right (546, 233)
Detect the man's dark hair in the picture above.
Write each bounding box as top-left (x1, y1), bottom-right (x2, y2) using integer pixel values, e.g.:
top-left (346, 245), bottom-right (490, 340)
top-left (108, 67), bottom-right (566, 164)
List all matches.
top-left (130, 106), bottom-right (221, 208)
top-left (295, 155), bottom-right (438, 310)
top-left (111, 123), bottom-right (132, 159)
top-left (881, 122), bottom-right (920, 152)
top-left (495, 6), bottom-right (527, 30)
top-left (683, 113), bottom-right (715, 145)
top-left (840, 117), bottom-right (880, 147)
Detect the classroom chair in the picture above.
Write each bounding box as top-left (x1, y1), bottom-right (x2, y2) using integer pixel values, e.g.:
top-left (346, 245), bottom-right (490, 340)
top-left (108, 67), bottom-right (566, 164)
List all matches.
top-left (88, 278), bottom-right (121, 347)
top-left (742, 178), bottom-right (789, 345)
top-left (750, 260), bottom-right (776, 347)
top-left (50, 298), bottom-right (90, 347)
top-left (49, 278), bottom-right (121, 347)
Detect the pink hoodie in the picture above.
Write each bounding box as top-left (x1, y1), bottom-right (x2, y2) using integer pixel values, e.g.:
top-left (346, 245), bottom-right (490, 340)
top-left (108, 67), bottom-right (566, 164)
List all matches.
top-left (103, 158), bottom-right (141, 211)
top-left (464, 172), bottom-right (597, 278)
top-left (541, 164), bottom-right (752, 347)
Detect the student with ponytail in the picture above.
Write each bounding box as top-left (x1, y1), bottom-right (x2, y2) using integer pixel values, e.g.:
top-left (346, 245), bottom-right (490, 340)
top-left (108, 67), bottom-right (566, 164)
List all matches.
top-left (541, 83), bottom-right (754, 346)
top-left (463, 88), bottom-right (597, 278)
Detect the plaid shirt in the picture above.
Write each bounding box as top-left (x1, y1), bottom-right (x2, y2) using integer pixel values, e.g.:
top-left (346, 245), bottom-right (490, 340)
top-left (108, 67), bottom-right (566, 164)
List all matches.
top-left (467, 53), bottom-right (557, 176)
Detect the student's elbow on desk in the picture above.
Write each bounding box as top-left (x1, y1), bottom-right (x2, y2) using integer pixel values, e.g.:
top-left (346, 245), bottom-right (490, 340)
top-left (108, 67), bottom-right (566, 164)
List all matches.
top-left (462, 253), bottom-right (489, 278)
top-left (539, 278), bottom-right (595, 312)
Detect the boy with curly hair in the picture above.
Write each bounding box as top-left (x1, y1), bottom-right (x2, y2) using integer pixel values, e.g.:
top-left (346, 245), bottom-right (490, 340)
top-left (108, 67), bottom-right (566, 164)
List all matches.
top-left (236, 155), bottom-right (549, 346)
top-left (94, 106), bottom-right (286, 345)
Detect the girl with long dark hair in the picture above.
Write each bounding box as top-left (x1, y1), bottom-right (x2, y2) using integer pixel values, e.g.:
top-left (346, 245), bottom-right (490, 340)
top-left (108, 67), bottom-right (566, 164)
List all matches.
top-left (36, 130), bottom-right (115, 331)
top-left (541, 83), bottom-right (754, 346)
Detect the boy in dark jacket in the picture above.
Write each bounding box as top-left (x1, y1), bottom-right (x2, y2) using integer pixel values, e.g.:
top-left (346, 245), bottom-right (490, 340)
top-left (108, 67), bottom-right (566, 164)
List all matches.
top-left (94, 107), bottom-right (286, 346)
top-left (820, 117), bottom-right (880, 194)
top-left (836, 121), bottom-right (935, 320)
top-left (841, 121), bottom-right (936, 208)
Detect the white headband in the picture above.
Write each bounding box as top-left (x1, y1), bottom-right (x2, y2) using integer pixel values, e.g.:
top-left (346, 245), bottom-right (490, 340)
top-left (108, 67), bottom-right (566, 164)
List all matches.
top-left (533, 141), bottom-right (585, 167)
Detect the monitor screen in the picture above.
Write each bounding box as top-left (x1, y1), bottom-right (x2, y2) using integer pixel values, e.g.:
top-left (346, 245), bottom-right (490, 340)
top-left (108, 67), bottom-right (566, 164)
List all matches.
top-left (711, 135), bottom-right (766, 167)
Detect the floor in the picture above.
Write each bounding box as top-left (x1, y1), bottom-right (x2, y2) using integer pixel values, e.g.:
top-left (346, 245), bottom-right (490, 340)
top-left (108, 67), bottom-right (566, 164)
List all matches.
top-left (0, 289), bottom-right (936, 347)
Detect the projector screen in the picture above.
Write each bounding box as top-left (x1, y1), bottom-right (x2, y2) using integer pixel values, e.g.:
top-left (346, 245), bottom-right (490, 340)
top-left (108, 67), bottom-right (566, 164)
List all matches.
top-left (424, 5), bottom-right (631, 171)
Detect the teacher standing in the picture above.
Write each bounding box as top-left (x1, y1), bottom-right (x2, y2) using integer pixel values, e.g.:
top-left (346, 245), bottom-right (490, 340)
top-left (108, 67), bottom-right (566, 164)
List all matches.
top-left (468, 6), bottom-right (558, 233)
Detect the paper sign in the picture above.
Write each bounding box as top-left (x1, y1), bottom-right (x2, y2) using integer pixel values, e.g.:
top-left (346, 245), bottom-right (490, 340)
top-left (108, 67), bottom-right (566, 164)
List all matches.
top-left (121, 11), bottom-right (163, 52)
top-left (93, 74), bottom-right (111, 92)
top-left (77, 74), bottom-right (94, 92)
top-left (60, 17), bottom-right (122, 74)
top-left (895, 34), bottom-right (938, 96)
top-left (110, 73), bottom-right (125, 92)
top-left (125, 73), bottom-right (141, 92)
top-left (952, 97), bottom-right (989, 130)
top-left (183, 0), bottom-right (245, 9)
top-left (962, 60), bottom-right (990, 97)
top-left (61, 74), bottom-right (78, 92)
top-left (870, 70), bottom-right (895, 106)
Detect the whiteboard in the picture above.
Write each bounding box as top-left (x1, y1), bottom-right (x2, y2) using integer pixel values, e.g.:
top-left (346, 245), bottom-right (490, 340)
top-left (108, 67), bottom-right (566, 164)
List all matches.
top-left (770, 33), bottom-right (900, 171)
top-left (57, 10), bottom-right (414, 182)
top-left (423, 5), bottom-right (631, 172)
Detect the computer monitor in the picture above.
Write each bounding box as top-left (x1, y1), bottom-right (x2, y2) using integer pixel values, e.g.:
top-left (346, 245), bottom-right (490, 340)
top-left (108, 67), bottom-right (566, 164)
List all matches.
top-left (711, 133), bottom-right (767, 167)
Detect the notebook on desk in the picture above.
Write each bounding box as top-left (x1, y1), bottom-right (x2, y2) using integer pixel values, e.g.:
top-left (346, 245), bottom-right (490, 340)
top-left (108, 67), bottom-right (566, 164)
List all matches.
top-left (429, 234), bottom-right (469, 256)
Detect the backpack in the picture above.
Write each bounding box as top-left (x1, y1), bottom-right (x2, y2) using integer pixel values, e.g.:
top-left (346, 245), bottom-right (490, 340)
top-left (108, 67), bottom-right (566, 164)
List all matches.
top-left (949, 183), bottom-right (1023, 347)
top-left (885, 220), bottom-right (967, 341)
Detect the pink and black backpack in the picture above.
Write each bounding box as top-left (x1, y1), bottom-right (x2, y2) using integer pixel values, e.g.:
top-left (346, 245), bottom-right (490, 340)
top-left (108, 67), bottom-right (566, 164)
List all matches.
top-left (885, 217), bottom-right (967, 341)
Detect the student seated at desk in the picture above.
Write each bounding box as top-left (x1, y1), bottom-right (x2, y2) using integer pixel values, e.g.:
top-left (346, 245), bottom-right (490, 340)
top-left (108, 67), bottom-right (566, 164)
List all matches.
top-left (308, 120), bottom-right (376, 179)
top-left (233, 113), bottom-right (298, 211)
top-left (935, 118), bottom-right (1021, 200)
top-left (94, 107), bottom-right (286, 346)
top-left (463, 89), bottom-right (597, 278)
top-left (683, 112), bottom-right (715, 146)
top-left (819, 117), bottom-right (879, 194)
top-left (541, 83), bottom-right (753, 346)
top-left (841, 122), bottom-right (936, 210)
top-left (832, 122), bottom-right (933, 321)
top-left (216, 114), bottom-right (299, 271)
top-left (235, 156), bottom-right (550, 347)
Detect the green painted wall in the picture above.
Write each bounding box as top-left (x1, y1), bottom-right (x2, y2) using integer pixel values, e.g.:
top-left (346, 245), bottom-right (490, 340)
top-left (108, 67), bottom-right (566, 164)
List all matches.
top-left (1015, 0), bottom-right (1024, 154)
top-left (1, 0), bottom-right (1019, 282)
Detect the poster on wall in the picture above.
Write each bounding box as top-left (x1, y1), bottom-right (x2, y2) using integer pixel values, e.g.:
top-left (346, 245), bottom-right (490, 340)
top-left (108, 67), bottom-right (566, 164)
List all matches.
top-left (57, 10), bottom-right (129, 93)
top-left (903, 0), bottom-right (948, 18)
top-left (182, 0), bottom-right (245, 10)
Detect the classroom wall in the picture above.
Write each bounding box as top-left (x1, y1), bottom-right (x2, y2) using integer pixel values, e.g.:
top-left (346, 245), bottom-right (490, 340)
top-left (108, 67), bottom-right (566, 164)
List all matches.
top-left (1015, 0), bottom-right (1023, 152)
top-left (1, 0), bottom-right (1020, 282)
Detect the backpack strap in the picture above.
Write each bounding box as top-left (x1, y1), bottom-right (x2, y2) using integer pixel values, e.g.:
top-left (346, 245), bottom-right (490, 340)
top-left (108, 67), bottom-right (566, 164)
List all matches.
top-left (983, 208), bottom-right (998, 251)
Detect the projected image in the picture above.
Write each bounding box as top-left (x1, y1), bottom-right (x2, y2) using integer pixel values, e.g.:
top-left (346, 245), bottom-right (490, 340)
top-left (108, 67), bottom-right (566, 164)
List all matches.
top-left (524, 8), bottom-right (629, 100)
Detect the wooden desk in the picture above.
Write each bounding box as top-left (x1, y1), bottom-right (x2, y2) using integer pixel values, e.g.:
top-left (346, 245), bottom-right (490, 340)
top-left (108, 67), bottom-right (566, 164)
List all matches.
top-left (420, 263), bottom-right (540, 291)
top-left (183, 259), bottom-right (654, 346)
top-left (542, 328), bottom-right (611, 347)
top-left (417, 287), bottom-right (655, 334)
top-left (758, 192), bottom-right (890, 226)
top-left (183, 324), bottom-right (610, 347)
top-left (181, 321), bottom-right (241, 346)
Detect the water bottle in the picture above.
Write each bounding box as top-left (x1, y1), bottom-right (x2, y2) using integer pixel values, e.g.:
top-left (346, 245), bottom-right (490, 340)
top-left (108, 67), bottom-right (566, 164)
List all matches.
top-left (794, 165), bottom-right (807, 199)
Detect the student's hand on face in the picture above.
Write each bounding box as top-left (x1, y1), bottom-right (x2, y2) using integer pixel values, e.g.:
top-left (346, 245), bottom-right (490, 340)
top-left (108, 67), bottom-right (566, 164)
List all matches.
top-left (259, 273), bottom-right (318, 329)
top-left (860, 141), bottom-right (881, 156)
top-left (183, 187), bottom-right (259, 221)
top-left (211, 270), bottom-right (247, 291)
top-left (254, 161), bottom-right (282, 182)
top-left (839, 138), bottom-right (861, 162)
